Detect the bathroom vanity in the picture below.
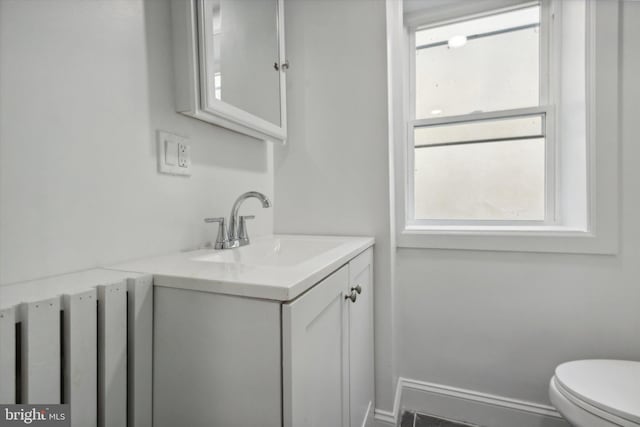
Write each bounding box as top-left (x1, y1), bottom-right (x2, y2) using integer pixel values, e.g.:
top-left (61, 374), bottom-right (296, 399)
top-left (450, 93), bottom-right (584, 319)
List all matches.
top-left (110, 235), bottom-right (374, 427)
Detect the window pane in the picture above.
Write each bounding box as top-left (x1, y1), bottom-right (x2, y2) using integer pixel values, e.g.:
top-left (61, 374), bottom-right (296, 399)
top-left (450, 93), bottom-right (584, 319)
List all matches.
top-left (414, 139), bottom-right (545, 220)
top-left (415, 7), bottom-right (540, 47)
top-left (415, 115), bottom-right (543, 147)
top-left (415, 6), bottom-right (540, 119)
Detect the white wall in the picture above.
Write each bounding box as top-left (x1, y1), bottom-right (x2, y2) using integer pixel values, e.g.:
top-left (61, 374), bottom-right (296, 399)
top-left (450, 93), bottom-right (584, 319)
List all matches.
top-left (3, 0), bottom-right (637, 418)
top-left (396, 0), bottom-right (640, 407)
top-left (274, 0), bottom-right (396, 411)
top-left (0, 0), bottom-right (274, 285)
top-left (275, 0), bottom-right (640, 417)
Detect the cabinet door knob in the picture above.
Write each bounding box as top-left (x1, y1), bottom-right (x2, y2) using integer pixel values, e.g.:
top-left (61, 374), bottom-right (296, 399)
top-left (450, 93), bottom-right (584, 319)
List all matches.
top-left (345, 290), bottom-right (357, 303)
top-left (274, 60), bottom-right (290, 71)
top-left (351, 285), bottom-right (362, 295)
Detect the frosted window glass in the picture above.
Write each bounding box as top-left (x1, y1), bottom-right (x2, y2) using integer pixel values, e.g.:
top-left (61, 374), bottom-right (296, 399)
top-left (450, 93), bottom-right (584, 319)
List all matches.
top-left (415, 7), bottom-right (540, 47)
top-left (414, 139), bottom-right (545, 220)
top-left (415, 7), bottom-right (540, 118)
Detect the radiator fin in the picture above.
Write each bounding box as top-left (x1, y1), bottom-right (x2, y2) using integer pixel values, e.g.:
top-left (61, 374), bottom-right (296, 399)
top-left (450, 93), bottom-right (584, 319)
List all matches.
top-left (126, 276), bottom-right (153, 427)
top-left (98, 281), bottom-right (128, 427)
top-left (64, 289), bottom-right (98, 427)
top-left (20, 297), bottom-right (61, 404)
top-left (0, 307), bottom-right (16, 403)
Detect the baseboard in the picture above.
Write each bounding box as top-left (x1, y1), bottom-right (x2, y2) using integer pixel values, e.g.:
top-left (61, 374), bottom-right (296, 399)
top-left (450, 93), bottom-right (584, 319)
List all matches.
top-left (373, 377), bottom-right (570, 427)
top-left (373, 408), bottom-right (396, 427)
top-left (374, 374), bottom-right (403, 426)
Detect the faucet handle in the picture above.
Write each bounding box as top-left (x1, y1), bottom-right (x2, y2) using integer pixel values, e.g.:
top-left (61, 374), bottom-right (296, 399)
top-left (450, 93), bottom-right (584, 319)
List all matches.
top-left (238, 215), bottom-right (255, 246)
top-left (204, 217), bottom-right (225, 223)
top-left (204, 217), bottom-right (228, 249)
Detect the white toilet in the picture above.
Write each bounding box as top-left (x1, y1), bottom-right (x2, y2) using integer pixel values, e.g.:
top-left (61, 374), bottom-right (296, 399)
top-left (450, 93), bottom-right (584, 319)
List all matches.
top-left (549, 360), bottom-right (640, 427)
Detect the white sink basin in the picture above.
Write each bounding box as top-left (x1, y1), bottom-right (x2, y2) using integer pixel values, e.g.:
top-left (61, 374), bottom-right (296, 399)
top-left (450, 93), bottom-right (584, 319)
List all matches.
top-left (109, 234), bottom-right (374, 301)
top-left (191, 236), bottom-right (345, 267)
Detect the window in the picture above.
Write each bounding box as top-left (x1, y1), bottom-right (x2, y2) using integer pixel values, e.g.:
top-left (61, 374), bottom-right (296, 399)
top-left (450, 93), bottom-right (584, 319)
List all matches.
top-left (389, 0), bottom-right (620, 253)
top-left (410, 4), bottom-right (551, 224)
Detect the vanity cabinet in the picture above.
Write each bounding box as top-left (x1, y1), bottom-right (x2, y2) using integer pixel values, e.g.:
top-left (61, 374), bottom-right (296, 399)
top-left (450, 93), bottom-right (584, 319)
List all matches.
top-left (284, 248), bottom-right (374, 427)
top-left (153, 247), bottom-right (374, 427)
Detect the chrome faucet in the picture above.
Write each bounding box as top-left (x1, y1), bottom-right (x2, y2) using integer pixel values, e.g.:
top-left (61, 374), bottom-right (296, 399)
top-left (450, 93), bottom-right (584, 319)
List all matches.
top-left (204, 191), bottom-right (272, 249)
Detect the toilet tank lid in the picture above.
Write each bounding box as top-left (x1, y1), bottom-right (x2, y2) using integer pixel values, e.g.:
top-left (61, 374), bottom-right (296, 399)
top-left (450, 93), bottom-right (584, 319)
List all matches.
top-left (555, 359), bottom-right (640, 424)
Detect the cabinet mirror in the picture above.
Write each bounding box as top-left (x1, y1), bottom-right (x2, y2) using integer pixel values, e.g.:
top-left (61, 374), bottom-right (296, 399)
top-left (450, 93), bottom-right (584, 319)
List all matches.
top-left (172, 0), bottom-right (287, 143)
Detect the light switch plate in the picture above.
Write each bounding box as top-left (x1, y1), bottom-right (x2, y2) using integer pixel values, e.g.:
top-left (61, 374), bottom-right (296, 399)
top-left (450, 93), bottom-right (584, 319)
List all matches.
top-left (165, 140), bottom-right (179, 166)
top-left (157, 131), bottom-right (191, 176)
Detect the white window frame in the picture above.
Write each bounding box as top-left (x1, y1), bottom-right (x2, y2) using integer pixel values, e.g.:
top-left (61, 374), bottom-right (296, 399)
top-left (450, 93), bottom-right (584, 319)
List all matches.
top-left (389, 0), bottom-right (620, 254)
top-left (408, 1), bottom-right (556, 226)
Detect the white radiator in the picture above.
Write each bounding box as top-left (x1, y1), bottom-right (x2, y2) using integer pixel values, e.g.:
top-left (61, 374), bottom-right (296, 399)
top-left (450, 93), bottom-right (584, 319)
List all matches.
top-left (0, 270), bottom-right (153, 427)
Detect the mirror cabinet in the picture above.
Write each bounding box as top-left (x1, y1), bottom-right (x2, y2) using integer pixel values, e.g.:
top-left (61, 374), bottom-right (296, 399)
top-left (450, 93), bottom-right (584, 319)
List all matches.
top-left (171, 0), bottom-right (287, 143)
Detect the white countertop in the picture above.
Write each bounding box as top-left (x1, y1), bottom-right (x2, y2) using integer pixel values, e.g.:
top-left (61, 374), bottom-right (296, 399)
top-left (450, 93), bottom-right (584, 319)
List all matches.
top-left (107, 234), bottom-right (374, 301)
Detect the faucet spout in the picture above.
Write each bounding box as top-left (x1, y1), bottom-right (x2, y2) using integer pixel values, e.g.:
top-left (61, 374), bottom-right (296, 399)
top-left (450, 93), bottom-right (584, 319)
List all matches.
top-left (228, 191), bottom-right (271, 244)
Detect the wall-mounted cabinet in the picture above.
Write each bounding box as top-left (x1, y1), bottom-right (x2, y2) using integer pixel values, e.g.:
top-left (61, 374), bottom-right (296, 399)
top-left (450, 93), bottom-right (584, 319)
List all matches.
top-left (171, 0), bottom-right (287, 143)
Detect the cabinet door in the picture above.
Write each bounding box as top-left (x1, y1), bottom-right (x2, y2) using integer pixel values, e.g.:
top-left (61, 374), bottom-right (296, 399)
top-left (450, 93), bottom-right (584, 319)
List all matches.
top-left (348, 248), bottom-right (375, 427)
top-left (283, 265), bottom-right (349, 427)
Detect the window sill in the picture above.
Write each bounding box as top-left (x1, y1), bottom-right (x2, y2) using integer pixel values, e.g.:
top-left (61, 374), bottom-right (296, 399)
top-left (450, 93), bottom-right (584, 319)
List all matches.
top-left (397, 225), bottom-right (618, 254)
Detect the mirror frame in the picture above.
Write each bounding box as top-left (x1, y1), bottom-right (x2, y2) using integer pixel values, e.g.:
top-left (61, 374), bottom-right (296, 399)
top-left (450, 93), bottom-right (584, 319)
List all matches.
top-left (171, 0), bottom-right (287, 143)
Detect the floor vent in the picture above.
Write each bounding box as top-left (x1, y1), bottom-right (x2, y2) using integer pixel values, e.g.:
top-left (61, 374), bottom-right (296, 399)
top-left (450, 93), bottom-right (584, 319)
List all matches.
top-left (400, 410), bottom-right (479, 427)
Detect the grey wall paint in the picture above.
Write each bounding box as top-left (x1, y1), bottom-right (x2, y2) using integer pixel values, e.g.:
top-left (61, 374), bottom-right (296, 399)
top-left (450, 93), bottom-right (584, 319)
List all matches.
top-left (0, 0), bottom-right (274, 285)
top-left (274, 0), bottom-right (396, 411)
top-left (396, 0), bottom-right (640, 406)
